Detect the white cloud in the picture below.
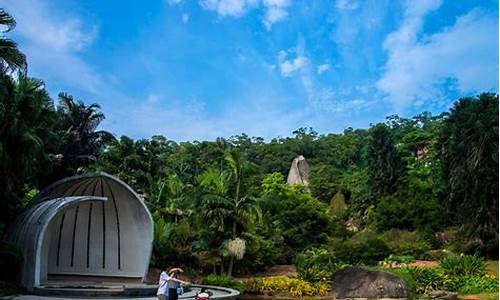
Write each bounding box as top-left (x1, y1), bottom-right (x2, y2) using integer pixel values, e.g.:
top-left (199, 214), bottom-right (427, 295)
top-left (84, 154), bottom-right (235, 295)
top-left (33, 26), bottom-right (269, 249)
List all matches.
top-left (280, 55), bottom-right (307, 77)
top-left (182, 13), bottom-right (190, 23)
top-left (5, 1), bottom-right (97, 52)
top-left (317, 64), bottom-right (330, 75)
top-left (199, 0), bottom-right (258, 17)
top-left (167, 0), bottom-right (184, 5)
top-left (335, 0), bottom-right (359, 11)
top-left (278, 40), bottom-right (309, 77)
top-left (262, 0), bottom-right (290, 29)
top-left (377, 3), bottom-right (499, 109)
top-left (106, 91), bottom-right (307, 141)
top-left (198, 0), bottom-right (289, 28)
top-left (3, 0), bottom-right (105, 95)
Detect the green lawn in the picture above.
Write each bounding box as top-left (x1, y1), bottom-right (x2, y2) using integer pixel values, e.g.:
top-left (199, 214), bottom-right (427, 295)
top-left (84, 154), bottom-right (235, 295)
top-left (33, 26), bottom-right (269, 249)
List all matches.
top-left (458, 292), bottom-right (499, 300)
top-left (485, 260), bottom-right (498, 278)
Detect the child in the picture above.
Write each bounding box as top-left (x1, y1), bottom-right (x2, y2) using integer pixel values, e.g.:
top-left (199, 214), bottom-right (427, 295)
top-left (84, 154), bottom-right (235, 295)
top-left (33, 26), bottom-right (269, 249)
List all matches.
top-left (196, 287), bottom-right (211, 300)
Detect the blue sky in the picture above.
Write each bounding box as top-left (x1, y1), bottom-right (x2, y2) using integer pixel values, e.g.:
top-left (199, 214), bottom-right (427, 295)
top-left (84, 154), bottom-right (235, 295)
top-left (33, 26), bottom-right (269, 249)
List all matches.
top-left (3, 0), bottom-right (499, 141)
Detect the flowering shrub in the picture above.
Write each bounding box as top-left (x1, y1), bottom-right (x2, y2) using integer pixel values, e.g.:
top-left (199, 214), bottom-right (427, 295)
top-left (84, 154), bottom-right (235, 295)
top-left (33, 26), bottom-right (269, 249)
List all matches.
top-left (242, 276), bottom-right (330, 297)
top-left (379, 254), bottom-right (415, 268)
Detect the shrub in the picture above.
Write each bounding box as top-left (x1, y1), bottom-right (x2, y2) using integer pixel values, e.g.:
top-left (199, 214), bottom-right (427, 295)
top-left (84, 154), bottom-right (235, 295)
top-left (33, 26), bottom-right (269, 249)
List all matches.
top-left (424, 249), bottom-right (454, 261)
top-left (440, 255), bottom-right (486, 276)
top-left (391, 266), bottom-right (447, 294)
top-left (295, 247), bottom-right (347, 282)
top-left (329, 232), bottom-right (392, 265)
top-left (445, 275), bottom-right (499, 294)
top-left (381, 229), bottom-right (432, 259)
top-left (201, 274), bottom-right (243, 291)
top-left (242, 276), bottom-right (329, 297)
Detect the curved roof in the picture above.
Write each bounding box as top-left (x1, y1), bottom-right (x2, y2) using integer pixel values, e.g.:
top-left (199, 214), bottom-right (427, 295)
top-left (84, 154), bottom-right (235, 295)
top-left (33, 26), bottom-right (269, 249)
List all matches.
top-left (30, 172), bottom-right (144, 207)
top-left (9, 172), bottom-right (154, 291)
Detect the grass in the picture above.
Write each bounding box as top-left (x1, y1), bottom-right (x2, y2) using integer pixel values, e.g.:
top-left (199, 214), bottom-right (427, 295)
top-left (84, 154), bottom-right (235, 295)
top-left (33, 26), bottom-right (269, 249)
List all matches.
top-left (485, 261), bottom-right (498, 278)
top-left (458, 292), bottom-right (499, 300)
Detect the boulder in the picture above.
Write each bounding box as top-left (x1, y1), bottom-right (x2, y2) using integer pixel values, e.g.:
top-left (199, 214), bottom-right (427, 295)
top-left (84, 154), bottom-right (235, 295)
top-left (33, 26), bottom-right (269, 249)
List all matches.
top-left (331, 267), bottom-right (408, 299)
top-left (286, 155), bottom-right (310, 186)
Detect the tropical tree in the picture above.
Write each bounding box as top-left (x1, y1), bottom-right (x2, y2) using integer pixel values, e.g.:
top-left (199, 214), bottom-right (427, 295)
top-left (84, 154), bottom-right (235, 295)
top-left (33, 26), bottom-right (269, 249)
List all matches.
top-left (439, 93), bottom-right (499, 248)
top-left (147, 174), bottom-right (193, 223)
top-left (198, 150), bottom-right (261, 275)
top-left (0, 73), bottom-right (56, 227)
top-left (0, 9), bottom-right (26, 73)
top-left (366, 123), bottom-right (405, 200)
top-left (50, 92), bottom-right (115, 179)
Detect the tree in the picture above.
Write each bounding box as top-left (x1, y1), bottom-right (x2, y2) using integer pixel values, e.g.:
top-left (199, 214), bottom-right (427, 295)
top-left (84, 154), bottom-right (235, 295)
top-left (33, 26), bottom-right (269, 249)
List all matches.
top-left (198, 150), bottom-right (261, 275)
top-left (147, 174), bottom-right (193, 223)
top-left (439, 93), bottom-right (498, 248)
top-left (366, 124), bottom-right (405, 200)
top-left (0, 73), bottom-right (56, 227)
top-left (50, 93), bottom-right (115, 180)
top-left (0, 9), bottom-right (27, 73)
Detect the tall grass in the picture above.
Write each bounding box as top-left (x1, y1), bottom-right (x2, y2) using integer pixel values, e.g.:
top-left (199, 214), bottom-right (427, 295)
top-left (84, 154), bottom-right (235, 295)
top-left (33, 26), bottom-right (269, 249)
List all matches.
top-left (440, 255), bottom-right (486, 276)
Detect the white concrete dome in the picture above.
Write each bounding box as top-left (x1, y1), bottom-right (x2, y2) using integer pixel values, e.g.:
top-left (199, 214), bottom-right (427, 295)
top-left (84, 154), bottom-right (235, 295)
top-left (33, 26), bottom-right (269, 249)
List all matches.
top-left (9, 173), bottom-right (154, 290)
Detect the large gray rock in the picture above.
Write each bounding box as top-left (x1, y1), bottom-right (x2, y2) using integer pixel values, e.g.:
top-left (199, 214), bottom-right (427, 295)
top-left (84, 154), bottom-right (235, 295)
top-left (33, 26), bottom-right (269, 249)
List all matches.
top-left (286, 155), bottom-right (310, 186)
top-left (331, 267), bottom-right (408, 299)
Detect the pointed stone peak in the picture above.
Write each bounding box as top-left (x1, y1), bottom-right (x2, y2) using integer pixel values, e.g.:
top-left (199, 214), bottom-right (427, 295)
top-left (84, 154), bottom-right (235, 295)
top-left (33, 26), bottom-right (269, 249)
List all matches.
top-left (286, 155), bottom-right (310, 186)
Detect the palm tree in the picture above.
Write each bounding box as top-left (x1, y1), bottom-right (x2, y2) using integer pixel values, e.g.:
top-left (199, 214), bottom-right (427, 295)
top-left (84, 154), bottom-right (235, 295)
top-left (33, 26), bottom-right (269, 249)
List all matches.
top-left (198, 150), bottom-right (261, 275)
top-left (54, 93), bottom-right (115, 177)
top-left (0, 73), bottom-right (56, 225)
top-left (147, 174), bottom-right (193, 223)
top-left (0, 9), bottom-right (27, 73)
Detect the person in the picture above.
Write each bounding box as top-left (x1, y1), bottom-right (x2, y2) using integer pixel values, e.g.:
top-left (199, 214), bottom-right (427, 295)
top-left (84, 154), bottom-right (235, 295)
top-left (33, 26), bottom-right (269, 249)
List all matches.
top-left (157, 267), bottom-right (188, 300)
top-left (166, 268), bottom-right (188, 300)
top-left (196, 287), bottom-right (211, 300)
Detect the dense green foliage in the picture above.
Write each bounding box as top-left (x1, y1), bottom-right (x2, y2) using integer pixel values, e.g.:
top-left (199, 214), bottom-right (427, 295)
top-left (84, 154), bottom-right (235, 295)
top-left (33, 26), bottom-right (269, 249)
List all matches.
top-left (242, 276), bottom-right (330, 297)
top-left (388, 260), bottom-right (499, 296)
top-left (201, 274), bottom-right (243, 291)
top-left (295, 247), bottom-right (345, 282)
top-left (0, 9), bottom-right (498, 293)
top-left (440, 255), bottom-right (486, 277)
top-left (384, 255), bottom-right (498, 296)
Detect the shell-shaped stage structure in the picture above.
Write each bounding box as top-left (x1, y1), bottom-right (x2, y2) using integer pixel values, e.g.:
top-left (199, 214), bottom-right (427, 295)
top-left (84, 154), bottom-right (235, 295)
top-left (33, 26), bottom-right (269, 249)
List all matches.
top-left (8, 173), bottom-right (154, 291)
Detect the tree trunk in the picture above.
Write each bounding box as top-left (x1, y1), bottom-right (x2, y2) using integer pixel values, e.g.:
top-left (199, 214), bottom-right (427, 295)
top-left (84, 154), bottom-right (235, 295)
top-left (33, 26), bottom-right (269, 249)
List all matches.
top-left (227, 220), bottom-right (237, 276)
top-left (228, 254), bottom-right (234, 277)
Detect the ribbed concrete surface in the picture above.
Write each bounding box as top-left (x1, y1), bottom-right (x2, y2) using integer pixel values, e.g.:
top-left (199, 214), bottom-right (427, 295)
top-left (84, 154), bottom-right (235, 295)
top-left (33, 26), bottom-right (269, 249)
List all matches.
top-left (8, 173), bottom-right (154, 291)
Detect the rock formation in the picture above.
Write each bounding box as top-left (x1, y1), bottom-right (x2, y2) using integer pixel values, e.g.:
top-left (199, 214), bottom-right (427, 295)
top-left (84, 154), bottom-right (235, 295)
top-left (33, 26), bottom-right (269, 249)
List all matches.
top-left (331, 267), bottom-right (408, 299)
top-left (286, 155), bottom-right (310, 186)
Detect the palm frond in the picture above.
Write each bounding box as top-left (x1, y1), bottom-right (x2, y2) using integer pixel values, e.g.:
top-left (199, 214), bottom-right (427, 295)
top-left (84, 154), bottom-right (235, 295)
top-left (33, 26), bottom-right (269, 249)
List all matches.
top-left (0, 9), bottom-right (16, 32)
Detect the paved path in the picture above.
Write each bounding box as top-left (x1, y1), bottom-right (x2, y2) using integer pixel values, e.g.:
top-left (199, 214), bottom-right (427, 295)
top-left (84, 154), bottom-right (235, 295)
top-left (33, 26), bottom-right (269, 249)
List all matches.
top-left (9, 287), bottom-right (230, 300)
top-left (10, 296), bottom-right (157, 300)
